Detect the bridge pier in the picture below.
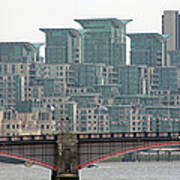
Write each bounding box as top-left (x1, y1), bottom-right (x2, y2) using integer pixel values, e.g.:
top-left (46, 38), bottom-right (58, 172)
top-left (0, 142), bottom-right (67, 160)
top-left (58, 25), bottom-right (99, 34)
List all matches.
top-left (156, 151), bottom-right (160, 161)
top-left (167, 151), bottom-right (171, 161)
top-left (51, 170), bottom-right (58, 180)
top-left (56, 133), bottom-right (79, 180)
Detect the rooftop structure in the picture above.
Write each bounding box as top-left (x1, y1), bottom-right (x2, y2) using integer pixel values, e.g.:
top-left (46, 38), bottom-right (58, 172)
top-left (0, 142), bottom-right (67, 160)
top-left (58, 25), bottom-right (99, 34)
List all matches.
top-left (128, 33), bottom-right (170, 67)
top-left (75, 18), bottom-right (132, 66)
top-left (40, 28), bottom-right (82, 64)
top-left (0, 42), bottom-right (37, 63)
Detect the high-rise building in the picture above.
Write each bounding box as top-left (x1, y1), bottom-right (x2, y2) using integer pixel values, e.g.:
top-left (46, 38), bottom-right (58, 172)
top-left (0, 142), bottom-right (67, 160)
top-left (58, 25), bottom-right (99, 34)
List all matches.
top-left (0, 42), bottom-right (37, 63)
top-left (115, 65), bottom-right (146, 95)
top-left (0, 62), bottom-right (34, 107)
top-left (128, 33), bottom-right (170, 67)
top-left (40, 29), bottom-right (82, 64)
top-left (1, 17), bottom-right (180, 135)
top-left (157, 66), bottom-right (177, 90)
top-left (75, 18), bottom-right (132, 66)
top-left (162, 10), bottom-right (180, 51)
top-left (72, 63), bottom-right (105, 87)
top-left (148, 66), bottom-right (178, 95)
top-left (168, 50), bottom-right (180, 66)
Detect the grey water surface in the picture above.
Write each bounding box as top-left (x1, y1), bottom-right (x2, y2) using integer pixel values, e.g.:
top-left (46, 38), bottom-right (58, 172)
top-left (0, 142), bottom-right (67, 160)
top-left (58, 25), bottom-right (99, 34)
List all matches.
top-left (0, 161), bottom-right (180, 180)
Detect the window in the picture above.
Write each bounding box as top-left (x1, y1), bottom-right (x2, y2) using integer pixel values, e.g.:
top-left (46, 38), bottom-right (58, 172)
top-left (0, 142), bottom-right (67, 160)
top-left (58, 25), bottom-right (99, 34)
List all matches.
top-left (39, 112), bottom-right (49, 120)
top-left (4, 64), bottom-right (7, 74)
top-left (12, 64), bottom-right (15, 73)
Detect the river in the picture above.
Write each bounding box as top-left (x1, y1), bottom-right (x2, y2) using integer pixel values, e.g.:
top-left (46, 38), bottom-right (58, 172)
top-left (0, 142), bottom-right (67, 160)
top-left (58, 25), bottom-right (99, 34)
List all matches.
top-left (0, 161), bottom-right (180, 180)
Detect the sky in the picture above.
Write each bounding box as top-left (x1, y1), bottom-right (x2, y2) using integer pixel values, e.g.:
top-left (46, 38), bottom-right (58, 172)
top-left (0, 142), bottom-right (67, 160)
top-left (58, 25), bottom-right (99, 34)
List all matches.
top-left (0, 0), bottom-right (180, 43)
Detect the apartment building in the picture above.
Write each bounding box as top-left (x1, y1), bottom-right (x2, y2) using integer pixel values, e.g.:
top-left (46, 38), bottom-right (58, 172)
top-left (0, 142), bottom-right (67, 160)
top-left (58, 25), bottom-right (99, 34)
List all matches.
top-left (75, 18), bottom-right (132, 65)
top-left (128, 33), bottom-right (169, 67)
top-left (40, 28), bottom-right (82, 64)
top-left (0, 15), bottom-right (180, 135)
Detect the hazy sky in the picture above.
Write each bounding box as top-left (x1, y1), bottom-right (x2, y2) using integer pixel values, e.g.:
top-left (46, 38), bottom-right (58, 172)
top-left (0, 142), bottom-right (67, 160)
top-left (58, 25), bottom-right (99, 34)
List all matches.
top-left (0, 0), bottom-right (180, 43)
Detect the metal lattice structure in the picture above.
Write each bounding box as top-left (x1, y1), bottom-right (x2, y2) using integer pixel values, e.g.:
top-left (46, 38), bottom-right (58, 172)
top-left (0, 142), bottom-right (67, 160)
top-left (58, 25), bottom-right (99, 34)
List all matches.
top-left (0, 132), bottom-right (180, 172)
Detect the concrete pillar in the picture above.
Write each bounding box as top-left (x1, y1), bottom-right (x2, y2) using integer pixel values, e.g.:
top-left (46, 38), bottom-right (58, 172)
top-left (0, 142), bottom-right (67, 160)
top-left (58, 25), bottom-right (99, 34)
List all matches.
top-left (167, 151), bottom-right (171, 161)
top-left (157, 151), bottom-right (160, 161)
top-left (133, 152), bottom-right (137, 161)
top-left (57, 133), bottom-right (79, 180)
top-left (136, 151), bottom-right (140, 162)
top-left (51, 170), bottom-right (57, 180)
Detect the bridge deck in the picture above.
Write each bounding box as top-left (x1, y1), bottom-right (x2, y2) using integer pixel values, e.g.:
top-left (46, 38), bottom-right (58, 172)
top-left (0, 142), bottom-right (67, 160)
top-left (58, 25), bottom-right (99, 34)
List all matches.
top-left (0, 132), bottom-right (179, 171)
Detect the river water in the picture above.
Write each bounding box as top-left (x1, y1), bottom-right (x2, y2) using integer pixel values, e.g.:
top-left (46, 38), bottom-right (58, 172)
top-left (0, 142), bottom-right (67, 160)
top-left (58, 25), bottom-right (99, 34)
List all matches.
top-left (0, 161), bottom-right (180, 180)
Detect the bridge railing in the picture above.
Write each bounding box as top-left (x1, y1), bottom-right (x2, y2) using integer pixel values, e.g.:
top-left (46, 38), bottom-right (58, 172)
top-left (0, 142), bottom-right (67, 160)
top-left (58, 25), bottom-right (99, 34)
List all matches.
top-left (77, 132), bottom-right (180, 140)
top-left (0, 132), bottom-right (180, 143)
top-left (0, 135), bottom-right (57, 143)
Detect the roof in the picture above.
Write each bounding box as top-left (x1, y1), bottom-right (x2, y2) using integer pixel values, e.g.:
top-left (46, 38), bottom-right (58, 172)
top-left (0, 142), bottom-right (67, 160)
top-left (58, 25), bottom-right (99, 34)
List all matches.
top-left (93, 84), bottom-right (121, 87)
top-left (127, 33), bottom-right (171, 42)
top-left (0, 42), bottom-right (37, 51)
top-left (74, 18), bottom-right (132, 28)
top-left (71, 93), bottom-right (101, 97)
top-left (33, 43), bottom-right (44, 48)
top-left (39, 28), bottom-right (81, 37)
top-left (107, 105), bottom-right (132, 108)
top-left (114, 95), bottom-right (162, 99)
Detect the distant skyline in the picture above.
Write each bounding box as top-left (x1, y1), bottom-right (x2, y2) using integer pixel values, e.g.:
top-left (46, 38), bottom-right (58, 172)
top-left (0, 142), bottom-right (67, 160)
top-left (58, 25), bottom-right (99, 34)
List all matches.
top-left (0, 0), bottom-right (179, 43)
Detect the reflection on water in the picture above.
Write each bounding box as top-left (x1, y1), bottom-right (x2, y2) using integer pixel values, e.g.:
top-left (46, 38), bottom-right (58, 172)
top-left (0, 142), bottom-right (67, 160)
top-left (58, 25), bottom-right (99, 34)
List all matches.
top-left (1, 161), bottom-right (180, 180)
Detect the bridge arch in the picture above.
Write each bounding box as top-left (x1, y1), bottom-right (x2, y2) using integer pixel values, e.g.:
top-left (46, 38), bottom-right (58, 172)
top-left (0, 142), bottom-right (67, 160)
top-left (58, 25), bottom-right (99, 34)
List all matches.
top-left (0, 152), bottom-right (57, 171)
top-left (78, 141), bottom-right (180, 170)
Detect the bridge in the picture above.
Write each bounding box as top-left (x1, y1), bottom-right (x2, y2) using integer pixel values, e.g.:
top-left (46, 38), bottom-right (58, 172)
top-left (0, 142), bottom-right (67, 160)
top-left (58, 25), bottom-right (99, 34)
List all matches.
top-left (0, 132), bottom-right (180, 179)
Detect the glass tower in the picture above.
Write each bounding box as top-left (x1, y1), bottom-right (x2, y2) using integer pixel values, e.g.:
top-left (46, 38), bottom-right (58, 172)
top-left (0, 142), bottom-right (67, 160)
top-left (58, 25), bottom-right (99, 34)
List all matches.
top-left (74, 18), bottom-right (132, 66)
top-left (40, 28), bottom-right (82, 64)
top-left (128, 33), bottom-right (170, 67)
top-left (0, 42), bottom-right (36, 63)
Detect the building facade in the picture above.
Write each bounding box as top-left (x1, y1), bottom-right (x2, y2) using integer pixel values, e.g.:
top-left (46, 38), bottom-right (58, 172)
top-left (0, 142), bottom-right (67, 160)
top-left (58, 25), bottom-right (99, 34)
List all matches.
top-left (40, 29), bottom-right (82, 64)
top-left (1, 15), bottom-right (180, 136)
top-left (75, 18), bottom-right (132, 65)
top-left (162, 10), bottom-right (180, 51)
top-left (128, 33), bottom-right (169, 67)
